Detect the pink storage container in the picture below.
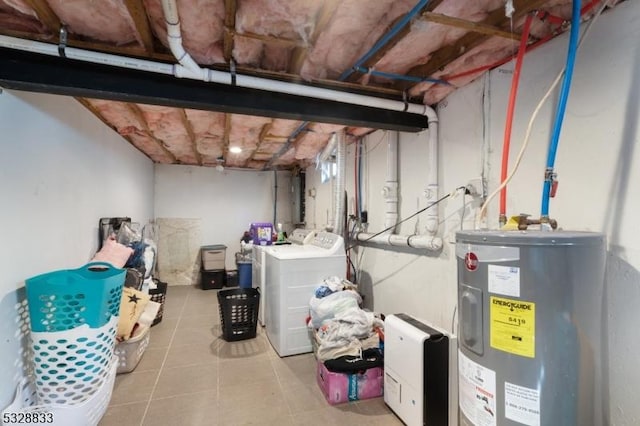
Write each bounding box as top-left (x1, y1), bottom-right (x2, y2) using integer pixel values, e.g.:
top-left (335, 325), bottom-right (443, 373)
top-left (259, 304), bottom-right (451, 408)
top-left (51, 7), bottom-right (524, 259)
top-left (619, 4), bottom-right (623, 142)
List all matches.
top-left (316, 361), bottom-right (384, 405)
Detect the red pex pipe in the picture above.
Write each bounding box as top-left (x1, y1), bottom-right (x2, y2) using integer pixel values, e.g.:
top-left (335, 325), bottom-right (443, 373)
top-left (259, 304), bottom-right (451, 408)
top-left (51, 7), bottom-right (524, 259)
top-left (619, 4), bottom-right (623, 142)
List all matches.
top-left (499, 14), bottom-right (534, 225)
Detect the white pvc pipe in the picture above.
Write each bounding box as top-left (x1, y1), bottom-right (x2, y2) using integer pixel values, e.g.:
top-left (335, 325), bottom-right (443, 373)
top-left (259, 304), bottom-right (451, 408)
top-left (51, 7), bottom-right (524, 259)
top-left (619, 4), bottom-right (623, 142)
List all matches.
top-left (424, 108), bottom-right (439, 236)
top-left (0, 35), bottom-right (174, 75)
top-left (333, 130), bottom-right (347, 236)
top-left (0, 34), bottom-right (430, 117)
top-left (356, 232), bottom-right (443, 251)
top-left (383, 131), bottom-right (399, 232)
top-left (161, 0), bottom-right (201, 75)
top-left (353, 107), bottom-right (441, 252)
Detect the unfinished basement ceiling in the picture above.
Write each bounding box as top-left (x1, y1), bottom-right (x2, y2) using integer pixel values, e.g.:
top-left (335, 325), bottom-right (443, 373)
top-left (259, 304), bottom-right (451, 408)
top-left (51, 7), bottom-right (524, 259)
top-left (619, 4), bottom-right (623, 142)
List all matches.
top-left (0, 0), bottom-right (621, 170)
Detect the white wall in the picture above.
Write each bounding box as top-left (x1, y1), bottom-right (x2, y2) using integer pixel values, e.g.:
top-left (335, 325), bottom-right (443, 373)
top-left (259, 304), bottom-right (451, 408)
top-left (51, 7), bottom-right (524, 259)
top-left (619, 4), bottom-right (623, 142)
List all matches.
top-left (0, 90), bottom-right (154, 408)
top-left (154, 164), bottom-right (292, 270)
top-left (306, 2), bottom-right (640, 424)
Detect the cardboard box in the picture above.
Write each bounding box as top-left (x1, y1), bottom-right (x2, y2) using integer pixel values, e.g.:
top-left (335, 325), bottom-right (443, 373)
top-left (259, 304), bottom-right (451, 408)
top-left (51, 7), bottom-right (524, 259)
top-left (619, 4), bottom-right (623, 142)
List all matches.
top-left (316, 361), bottom-right (384, 405)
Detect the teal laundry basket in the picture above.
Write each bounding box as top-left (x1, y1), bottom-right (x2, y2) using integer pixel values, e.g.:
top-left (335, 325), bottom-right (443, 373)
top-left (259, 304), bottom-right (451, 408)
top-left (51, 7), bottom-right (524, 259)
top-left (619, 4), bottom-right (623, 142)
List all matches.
top-left (26, 262), bottom-right (126, 332)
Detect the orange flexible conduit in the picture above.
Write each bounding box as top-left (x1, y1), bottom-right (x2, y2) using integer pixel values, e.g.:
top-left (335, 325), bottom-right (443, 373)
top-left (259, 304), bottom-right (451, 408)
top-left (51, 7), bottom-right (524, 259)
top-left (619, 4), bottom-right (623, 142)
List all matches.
top-left (498, 14), bottom-right (534, 226)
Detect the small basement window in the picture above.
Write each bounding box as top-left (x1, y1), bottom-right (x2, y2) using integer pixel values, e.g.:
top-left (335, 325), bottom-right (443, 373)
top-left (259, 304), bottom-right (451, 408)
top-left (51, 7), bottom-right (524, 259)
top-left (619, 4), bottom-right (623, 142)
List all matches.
top-left (320, 160), bottom-right (336, 184)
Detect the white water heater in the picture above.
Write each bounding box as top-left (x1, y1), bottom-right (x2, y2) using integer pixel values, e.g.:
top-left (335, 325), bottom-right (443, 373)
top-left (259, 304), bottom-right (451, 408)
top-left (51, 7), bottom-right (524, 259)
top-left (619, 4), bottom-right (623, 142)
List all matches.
top-left (384, 314), bottom-right (458, 426)
top-left (456, 231), bottom-right (605, 426)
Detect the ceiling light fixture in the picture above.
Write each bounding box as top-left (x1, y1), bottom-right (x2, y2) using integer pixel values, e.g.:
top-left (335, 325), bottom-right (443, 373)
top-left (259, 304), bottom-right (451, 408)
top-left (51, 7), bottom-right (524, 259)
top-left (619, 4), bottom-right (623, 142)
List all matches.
top-left (229, 146), bottom-right (242, 154)
top-left (215, 156), bottom-right (224, 172)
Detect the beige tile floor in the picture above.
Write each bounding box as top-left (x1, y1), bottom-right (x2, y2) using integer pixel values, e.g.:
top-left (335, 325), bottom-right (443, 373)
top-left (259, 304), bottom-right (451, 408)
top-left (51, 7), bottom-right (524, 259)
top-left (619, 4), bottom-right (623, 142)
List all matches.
top-left (100, 285), bottom-right (403, 426)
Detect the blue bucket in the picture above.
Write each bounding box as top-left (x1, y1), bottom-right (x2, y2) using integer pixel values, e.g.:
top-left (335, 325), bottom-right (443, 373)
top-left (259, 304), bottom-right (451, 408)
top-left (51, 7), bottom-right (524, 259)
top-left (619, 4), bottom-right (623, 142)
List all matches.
top-left (237, 262), bottom-right (252, 288)
top-left (26, 262), bottom-right (126, 332)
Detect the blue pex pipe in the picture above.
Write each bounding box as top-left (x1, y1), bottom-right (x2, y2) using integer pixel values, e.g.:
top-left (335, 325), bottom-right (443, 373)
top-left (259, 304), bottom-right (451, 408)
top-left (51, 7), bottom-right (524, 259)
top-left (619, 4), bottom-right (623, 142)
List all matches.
top-left (275, 0), bottom-right (431, 167)
top-left (339, 0), bottom-right (431, 81)
top-left (541, 0), bottom-right (581, 218)
top-left (354, 66), bottom-right (450, 85)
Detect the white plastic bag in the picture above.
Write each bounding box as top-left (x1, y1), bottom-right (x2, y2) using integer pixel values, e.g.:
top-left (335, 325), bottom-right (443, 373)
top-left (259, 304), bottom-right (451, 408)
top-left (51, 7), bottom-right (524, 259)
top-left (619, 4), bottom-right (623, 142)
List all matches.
top-left (309, 289), bottom-right (362, 329)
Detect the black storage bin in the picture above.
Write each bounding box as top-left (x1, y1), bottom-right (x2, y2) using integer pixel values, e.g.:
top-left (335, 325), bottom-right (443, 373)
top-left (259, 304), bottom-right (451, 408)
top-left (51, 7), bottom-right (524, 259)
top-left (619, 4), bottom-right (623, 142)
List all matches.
top-left (202, 269), bottom-right (225, 290)
top-left (217, 288), bottom-right (260, 341)
top-left (149, 280), bottom-right (167, 326)
top-left (225, 270), bottom-right (238, 287)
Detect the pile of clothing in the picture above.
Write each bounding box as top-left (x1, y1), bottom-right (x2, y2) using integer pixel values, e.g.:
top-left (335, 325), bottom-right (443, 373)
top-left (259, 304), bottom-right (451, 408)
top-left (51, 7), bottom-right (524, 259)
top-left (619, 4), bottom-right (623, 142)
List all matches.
top-left (308, 277), bottom-right (385, 404)
top-left (91, 221), bottom-right (162, 343)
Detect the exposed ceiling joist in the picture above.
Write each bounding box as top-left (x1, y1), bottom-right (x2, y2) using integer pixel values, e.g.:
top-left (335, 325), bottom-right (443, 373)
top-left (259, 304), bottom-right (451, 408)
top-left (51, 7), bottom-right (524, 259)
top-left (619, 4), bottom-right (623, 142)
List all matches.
top-left (23, 0), bottom-right (60, 34)
top-left (124, 0), bottom-right (156, 54)
top-left (289, 0), bottom-right (341, 74)
top-left (421, 12), bottom-right (521, 40)
top-left (400, 0), bottom-right (548, 89)
top-left (223, 114), bottom-right (231, 154)
top-left (180, 109), bottom-right (202, 165)
top-left (247, 122), bottom-right (273, 165)
top-left (345, 0), bottom-right (445, 83)
top-left (223, 0), bottom-right (237, 63)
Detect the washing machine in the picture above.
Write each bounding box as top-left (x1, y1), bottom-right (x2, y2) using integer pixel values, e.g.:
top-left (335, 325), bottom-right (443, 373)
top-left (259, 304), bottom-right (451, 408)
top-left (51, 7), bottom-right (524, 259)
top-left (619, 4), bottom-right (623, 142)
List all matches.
top-left (252, 245), bottom-right (267, 326)
top-left (265, 231), bottom-right (345, 357)
top-left (252, 229), bottom-right (318, 327)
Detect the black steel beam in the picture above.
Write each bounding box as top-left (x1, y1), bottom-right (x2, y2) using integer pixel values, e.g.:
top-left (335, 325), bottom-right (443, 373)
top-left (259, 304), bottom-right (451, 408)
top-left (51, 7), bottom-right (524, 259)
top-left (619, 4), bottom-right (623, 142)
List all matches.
top-left (0, 47), bottom-right (428, 132)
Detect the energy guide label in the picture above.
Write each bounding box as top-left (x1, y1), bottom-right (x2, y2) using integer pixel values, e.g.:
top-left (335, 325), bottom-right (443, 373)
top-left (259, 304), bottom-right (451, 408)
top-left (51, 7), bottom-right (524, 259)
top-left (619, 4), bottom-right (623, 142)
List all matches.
top-left (490, 296), bottom-right (535, 358)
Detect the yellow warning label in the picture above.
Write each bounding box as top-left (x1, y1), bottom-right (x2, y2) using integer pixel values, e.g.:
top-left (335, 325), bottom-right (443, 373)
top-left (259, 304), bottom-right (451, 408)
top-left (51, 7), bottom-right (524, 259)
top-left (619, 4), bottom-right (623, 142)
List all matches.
top-left (490, 296), bottom-right (535, 358)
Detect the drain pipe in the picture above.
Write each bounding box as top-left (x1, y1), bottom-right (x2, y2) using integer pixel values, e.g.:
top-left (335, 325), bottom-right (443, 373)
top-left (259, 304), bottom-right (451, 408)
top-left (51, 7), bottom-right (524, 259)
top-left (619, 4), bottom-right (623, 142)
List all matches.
top-left (383, 132), bottom-right (399, 233)
top-left (355, 107), bottom-right (442, 251)
top-left (161, 0), bottom-right (201, 76)
top-left (424, 107), bottom-right (439, 237)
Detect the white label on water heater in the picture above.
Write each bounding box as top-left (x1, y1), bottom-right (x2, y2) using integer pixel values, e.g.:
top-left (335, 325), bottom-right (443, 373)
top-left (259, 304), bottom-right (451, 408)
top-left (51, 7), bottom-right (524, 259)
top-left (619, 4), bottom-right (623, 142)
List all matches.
top-left (488, 264), bottom-right (520, 297)
top-left (504, 382), bottom-right (540, 426)
top-left (458, 351), bottom-right (496, 426)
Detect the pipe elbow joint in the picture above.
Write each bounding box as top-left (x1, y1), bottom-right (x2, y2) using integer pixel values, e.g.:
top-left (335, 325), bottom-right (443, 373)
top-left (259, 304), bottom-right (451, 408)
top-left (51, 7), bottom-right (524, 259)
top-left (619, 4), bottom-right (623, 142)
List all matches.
top-left (425, 218), bottom-right (438, 234)
top-left (429, 237), bottom-right (443, 251)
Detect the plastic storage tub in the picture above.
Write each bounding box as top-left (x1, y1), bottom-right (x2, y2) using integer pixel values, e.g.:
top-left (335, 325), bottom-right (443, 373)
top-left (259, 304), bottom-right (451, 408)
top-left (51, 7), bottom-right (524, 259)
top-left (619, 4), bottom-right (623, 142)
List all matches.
top-left (217, 288), bottom-right (260, 341)
top-left (201, 245), bottom-right (227, 270)
top-left (202, 269), bottom-right (225, 290)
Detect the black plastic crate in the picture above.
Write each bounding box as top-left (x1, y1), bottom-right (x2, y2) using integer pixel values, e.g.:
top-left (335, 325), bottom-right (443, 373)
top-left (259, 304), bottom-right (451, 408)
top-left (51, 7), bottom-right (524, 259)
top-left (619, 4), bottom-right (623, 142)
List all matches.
top-left (217, 288), bottom-right (260, 342)
top-left (202, 269), bottom-right (225, 290)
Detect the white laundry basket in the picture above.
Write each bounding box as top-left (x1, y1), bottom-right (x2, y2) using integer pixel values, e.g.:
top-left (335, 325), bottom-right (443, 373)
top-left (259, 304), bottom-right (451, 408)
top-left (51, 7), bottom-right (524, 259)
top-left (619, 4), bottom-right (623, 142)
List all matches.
top-left (1, 356), bottom-right (118, 426)
top-left (29, 315), bottom-right (118, 406)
